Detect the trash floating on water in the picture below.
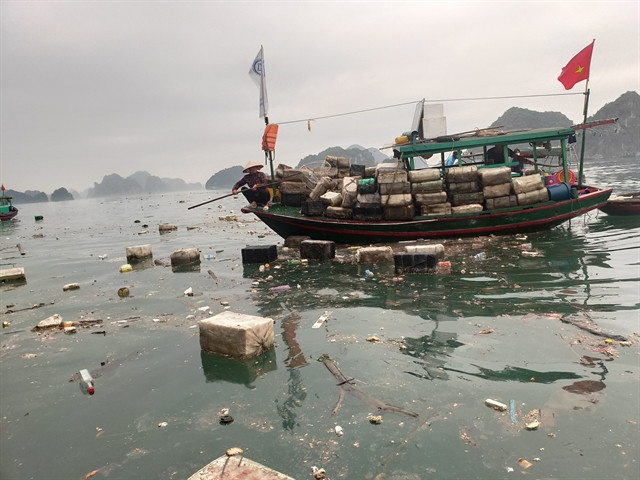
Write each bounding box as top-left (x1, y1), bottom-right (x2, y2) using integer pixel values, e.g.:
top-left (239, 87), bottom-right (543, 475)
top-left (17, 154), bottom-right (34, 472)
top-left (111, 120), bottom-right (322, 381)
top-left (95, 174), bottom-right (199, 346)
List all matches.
top-left (219, 415), bottom-right (234, 425)
top-left (79, 369), bottom-right (95, 395)
top-left (269, 285), bottom-right (291, 292)
top-left (225, 447), bottom-right (243, 456)
top-left (509, 399), bottom-right (518, 424)
top-left (32, 313), bottom-right (63, 331)
top-left (485, 398), bottom-right (508, 411)
top-left (184, 287), bottom-right (193, 296)
top-left (117, 287), bottom-right (130, 298)
top-left (312, 311), bottom-right (331, 329)
top-left (158, 421), bottom-right (168, 428)
top-left (436, 261), bottom-right (451, 274)
top-left (312, 466), bottom-right (327, 479)
top-left (334, 425), bottom-right (343, 436)
top-left (119, 264), bottom-right (132, 273)
top-left (0, 267), bottom-right (26, 282)
top-left (83, 469), bottom-right (100, 479)
top-left (368, 414), bottom-right (383, 424)
top-left (518, 458), bottom-right (533, 469)
top-left (525, 420), bottom-right (540, 430)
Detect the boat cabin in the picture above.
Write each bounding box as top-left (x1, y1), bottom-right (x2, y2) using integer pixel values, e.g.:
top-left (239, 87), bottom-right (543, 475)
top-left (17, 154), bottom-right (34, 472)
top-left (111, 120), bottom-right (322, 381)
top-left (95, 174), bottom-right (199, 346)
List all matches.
top-left (393, 126), bottom-right (577, 185)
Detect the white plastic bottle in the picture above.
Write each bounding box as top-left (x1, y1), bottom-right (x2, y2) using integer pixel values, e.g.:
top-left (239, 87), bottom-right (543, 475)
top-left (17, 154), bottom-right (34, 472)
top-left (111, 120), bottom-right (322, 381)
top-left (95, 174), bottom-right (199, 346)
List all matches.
top-left (79, 369), bottom-right (95, 395)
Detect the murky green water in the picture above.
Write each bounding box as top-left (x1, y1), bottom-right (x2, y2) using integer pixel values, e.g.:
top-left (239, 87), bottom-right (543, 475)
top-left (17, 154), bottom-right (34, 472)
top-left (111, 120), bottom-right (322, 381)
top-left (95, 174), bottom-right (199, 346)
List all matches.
top-left (1, 159), bottom-right (639, 480)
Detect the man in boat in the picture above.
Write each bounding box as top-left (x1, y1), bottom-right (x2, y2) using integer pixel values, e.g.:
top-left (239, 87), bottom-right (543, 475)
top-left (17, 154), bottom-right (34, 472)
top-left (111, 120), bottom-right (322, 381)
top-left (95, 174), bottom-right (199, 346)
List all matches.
top-left (486, 145), bottom-right (515, 165)
top-left (486, 145), bottom-right (528, 175)
top-left (232, 161), bottom-right (270, 209)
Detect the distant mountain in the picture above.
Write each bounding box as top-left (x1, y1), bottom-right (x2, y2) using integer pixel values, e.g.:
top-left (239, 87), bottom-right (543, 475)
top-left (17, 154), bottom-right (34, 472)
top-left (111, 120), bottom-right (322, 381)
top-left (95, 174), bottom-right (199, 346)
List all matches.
top-left (204, 145), bottom-right (393, 190)
top-left (5, 189), bottom-right (48, 204)
top-left (297, 145), bottom-right (388, 169)
top-left (583, 91), bottom-right (639, 158)
top-left (487, 92), bottom-right (640, 159)
top-left (205, 166), bottom-right (244, 190)
top-left (490, 107), bottom-right (573, 130)
top-left (51, 187), bottom-right (74, 201)
top-left (87, 171), bottom-right (203, 197)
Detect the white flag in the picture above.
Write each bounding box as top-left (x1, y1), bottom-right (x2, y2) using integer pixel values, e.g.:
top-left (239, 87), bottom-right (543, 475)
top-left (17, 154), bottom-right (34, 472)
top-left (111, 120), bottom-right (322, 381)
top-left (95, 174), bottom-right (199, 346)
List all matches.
top-left (249, 46), bottom-right (268, 118)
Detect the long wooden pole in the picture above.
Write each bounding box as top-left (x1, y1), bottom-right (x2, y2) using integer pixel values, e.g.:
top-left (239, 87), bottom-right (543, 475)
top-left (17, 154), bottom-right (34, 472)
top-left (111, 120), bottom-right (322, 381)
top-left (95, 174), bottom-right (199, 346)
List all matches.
top-left (187, 190), bottom-right (243, 210)
top-left (578, 81), bottom-right (590, 185)
top-left (188, 181), bottom-right (280, 210)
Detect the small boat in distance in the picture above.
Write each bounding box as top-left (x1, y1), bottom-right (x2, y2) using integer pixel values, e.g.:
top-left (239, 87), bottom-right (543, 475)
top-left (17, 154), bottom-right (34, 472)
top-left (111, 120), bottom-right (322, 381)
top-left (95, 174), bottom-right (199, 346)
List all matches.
top-left (598, 192), bottom-right (640, 216)
top-left (0, 185), bottom-right (19, 221)
top-left (242, 124), bottom-right (613, 244)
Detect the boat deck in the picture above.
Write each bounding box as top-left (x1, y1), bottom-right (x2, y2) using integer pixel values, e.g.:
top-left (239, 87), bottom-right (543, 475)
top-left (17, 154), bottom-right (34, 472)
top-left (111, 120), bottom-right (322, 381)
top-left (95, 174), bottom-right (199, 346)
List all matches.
top-left (188, 454), bottom-right (295, 480)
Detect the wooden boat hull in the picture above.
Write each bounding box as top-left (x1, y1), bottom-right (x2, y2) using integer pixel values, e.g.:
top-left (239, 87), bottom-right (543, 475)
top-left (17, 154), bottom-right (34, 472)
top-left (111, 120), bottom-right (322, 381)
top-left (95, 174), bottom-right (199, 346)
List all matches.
top-left (242, 186), bottom-right (612, 244)
top-left (0, 210), bottom-right (18, 221)
top-left (598, 192), bottom-right (640, 216)
top-left (0, 195), bottom-right (18, 221)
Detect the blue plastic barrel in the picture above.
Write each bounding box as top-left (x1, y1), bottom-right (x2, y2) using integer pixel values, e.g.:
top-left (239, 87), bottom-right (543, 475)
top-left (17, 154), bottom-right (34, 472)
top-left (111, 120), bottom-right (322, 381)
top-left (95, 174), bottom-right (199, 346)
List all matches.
top-left (546, 182), bottom-right (572, 201)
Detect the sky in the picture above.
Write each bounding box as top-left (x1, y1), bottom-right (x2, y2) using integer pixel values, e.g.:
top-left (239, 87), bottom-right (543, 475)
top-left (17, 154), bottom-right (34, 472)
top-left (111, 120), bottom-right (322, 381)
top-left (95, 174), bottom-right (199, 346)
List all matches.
top-left (1, 0), bottom-right (639, 194)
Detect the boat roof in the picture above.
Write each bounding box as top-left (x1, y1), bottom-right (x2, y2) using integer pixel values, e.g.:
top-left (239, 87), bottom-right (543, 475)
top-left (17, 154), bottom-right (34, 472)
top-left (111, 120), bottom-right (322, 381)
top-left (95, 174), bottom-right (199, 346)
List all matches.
top-left (395, 126), bottom-right (575, 159)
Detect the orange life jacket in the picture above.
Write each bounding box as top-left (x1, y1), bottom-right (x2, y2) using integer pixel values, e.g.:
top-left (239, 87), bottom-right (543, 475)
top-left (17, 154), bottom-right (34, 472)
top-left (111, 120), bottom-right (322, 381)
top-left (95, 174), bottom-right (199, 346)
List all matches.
top-left (262, 124), bottom-right (278, 152)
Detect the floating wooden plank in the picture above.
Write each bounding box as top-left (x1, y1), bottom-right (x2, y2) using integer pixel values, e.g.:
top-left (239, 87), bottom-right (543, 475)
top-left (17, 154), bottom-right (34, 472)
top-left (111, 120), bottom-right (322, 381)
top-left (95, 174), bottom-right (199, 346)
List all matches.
top-left (312, 311), bottom-right (331, 329)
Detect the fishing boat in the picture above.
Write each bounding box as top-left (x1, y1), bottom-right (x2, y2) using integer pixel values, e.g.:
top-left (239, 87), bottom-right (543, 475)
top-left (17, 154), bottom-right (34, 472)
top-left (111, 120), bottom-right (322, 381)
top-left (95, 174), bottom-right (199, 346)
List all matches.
top-left (241, 125), bottom-right (613, 244)
top-left (598, 192), bottom-right (640, 216)
top-left (0, 186), bottom-right (18, 221)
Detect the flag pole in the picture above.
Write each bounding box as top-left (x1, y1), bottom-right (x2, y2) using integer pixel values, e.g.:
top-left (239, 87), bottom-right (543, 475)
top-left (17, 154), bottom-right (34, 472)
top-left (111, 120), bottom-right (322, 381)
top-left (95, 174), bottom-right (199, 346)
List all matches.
top-left (264, 114), bottom-right (276, 182)
top-left (578, 80), bottom-right (590, 186)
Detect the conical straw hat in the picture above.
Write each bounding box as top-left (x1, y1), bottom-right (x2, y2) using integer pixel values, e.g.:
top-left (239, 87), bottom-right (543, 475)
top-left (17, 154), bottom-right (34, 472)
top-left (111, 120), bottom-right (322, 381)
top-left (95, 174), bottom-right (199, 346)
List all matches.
top-left (243, 161), bottom-right (264, 173)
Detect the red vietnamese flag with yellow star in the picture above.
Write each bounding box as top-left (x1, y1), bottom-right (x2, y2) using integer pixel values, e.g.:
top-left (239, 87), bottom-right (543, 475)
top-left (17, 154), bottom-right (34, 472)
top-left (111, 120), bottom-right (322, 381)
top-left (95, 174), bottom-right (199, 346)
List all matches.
top-left (558, 40), bottom-right (595, 90)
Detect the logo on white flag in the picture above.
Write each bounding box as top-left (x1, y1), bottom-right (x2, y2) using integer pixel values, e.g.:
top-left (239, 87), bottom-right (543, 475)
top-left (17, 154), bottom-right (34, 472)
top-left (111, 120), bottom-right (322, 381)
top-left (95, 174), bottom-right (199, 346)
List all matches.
top-left (251, 57), bottom-right (263, 77)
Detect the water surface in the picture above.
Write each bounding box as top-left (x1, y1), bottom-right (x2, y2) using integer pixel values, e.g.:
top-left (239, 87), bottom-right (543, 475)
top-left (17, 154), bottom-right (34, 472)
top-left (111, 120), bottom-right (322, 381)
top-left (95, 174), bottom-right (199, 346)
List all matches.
top-left (1, 159), bottom-right (638, 480)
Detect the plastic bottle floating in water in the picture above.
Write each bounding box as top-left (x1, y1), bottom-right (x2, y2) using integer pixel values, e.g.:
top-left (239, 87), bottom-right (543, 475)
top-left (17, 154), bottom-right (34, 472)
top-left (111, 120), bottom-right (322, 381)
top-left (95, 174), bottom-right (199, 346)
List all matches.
top-left (79, 369), bottom-right (95, 395)
top-left (474, 252), bottom-right (486, 260)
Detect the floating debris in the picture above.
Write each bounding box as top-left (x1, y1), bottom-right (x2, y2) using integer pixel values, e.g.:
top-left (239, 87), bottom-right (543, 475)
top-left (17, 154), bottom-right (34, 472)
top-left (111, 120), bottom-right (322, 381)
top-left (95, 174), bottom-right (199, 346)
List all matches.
top-left (312, 467), bottom-right (326, 480)
top-left (226, 447), bottom-right (243, 456)
top-left (367, 414), bottom-right (383, 424)
top-left (518, 458), bottom-right (533, 469)
top-left (312, 311), bottom-right (331, 329)
top-left (525, 420), bottom-right (540, 430)
top-left (485, 399), bottom-right (508, 411)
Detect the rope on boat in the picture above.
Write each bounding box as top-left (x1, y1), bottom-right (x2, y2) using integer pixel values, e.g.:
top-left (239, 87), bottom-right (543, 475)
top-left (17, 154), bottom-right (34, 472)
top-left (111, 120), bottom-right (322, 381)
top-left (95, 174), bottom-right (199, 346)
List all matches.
top-left (276, 92), bottom-right (583, 126)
